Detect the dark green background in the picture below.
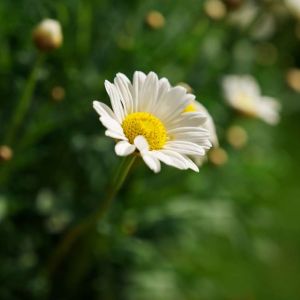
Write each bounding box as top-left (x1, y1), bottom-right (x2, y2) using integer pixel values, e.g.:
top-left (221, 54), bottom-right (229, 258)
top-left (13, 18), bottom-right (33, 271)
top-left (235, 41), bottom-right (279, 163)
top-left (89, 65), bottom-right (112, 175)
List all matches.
top-left (0, 0), bottom-right (300, 299)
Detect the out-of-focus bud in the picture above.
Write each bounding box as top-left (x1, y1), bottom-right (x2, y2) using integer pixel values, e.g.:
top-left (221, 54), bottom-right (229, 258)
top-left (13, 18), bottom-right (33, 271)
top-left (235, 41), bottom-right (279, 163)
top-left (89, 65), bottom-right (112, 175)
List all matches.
top-left (145, 10), bottom-right (165, 29)
top-left (222, 0), bottom-right (244, 11)
top-left (51, 86), bottom-right (65, 102)
top-left (33, 19), bottom-right (63, 51)
top-left (0, 145), bottom-right (13, 162)
top-left (177, 82), bottom-right (193, 94)
top-left (208, 147), bottom-right (228, 166)
top-left (226, 125), bottom-right (248, 149)
top-left (286, 68), bottom-right (300, 93)
top-left (204, 0), bottom-right (227, 20)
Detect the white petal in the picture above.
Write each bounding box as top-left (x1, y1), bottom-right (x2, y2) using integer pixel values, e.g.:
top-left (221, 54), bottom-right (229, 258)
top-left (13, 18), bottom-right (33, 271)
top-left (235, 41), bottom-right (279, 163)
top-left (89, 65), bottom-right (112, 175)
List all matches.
top-left (165, 140), bottom-right (207, 156)
top-left (114, 73), bottom-right (134, 114)
top-left (167, 112), bottom-right (207, 130)
top-left (152, 150), bottom-right (187, 170)
top-left (139, 72), bottom-right (159, 112)
top-left (115, 141), bottom-right (136, 156)
top-left (194, 102), bottom-right (219, 146)
top-left (99, 116), bottom-right (124, 134)
top-left (154, 86), bottom-right (188, 123)
top-left (134, 135), bottom-right (149, 153)
top-left (132, 71), bottom-right (146, 112)
top-left (168, 126), bottom-right (209, 135)
top-left (105, 130), bottom-right (127, 140)
top-left (179, 154), bottom-right (199, 172)
top-left (153, 150), bottom-right (199, 172)
top-left (157, 78), bottom-right (171, 101)
top-left (93, 101), bottom-right (117, 120)
top-left (141, 152), bottom-right (161, 173)
top-left (104, 80), bottom-right (125, 122)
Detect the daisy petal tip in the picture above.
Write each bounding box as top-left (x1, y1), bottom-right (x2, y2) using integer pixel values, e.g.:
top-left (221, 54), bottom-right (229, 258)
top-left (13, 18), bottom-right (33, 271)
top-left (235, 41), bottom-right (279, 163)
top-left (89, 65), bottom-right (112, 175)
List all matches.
top-left (135, 70), bottom-right (146, 78)
top-left (116, 72), bottom-right (128, 80)
top-left (115, 141), bottom-right (136, 156)
top-left (134, 135), bottom-right (149, 152)
top-left (104, 80), bottom-right (112, 89)
top-left (92, 100), bottom-right (101, 109)
top-left (193, 166), bottom-right (200, 173)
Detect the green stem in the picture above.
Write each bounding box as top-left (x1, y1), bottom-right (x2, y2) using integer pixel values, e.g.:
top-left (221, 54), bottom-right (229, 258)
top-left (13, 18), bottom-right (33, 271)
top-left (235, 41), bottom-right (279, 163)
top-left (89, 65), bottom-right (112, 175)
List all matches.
top-left (4, 54), bottom-right (44, 146)
top-left (47, 155), bottom-right (136, 275)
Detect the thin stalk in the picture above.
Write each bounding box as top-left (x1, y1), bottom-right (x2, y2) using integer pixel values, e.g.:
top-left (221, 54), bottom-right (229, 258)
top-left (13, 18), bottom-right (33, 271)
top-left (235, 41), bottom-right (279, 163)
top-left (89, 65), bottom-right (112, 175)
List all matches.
top-left (4, 54), bottom-right (44, 145)
top-left (47, 155), bottom-right (136, 275)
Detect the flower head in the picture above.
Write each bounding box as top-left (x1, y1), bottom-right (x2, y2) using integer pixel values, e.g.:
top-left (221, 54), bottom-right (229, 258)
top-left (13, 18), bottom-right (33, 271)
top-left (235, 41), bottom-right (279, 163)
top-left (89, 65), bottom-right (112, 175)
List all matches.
top-left (93, 71), bottom-right (212, 173)
top-left (222, 75), bottom-right (281, 125)
top-left (145, 10), bottom-right (165, 29)
top-left (33, 19), bottom-right (63, 51)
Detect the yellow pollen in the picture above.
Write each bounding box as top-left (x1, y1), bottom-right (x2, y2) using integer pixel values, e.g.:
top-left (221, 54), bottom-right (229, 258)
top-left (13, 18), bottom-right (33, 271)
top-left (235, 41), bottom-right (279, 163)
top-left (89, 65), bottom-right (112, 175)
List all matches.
top-left (122, 112), bottom-right (167, 150)
top-left (184, 103), bottom-right (197, 112)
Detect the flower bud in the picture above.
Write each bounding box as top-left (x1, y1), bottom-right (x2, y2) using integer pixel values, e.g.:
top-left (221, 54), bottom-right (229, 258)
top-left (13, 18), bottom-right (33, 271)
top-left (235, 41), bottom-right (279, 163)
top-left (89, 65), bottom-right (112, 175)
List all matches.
top-left (286, 68), bottom-right (300, 93)
top-left (51, 86), bottom-right (65, 102)
top-left (145, 10), bottom-right (165, 29)
top-left (226, 125), bottom-right (248, 149)
top-left (204, 0), bottom-right (227, 20)
top-left (208, 147), bottom-right (228, 166)
top-left (32, 19), bottom-right (63, 51)
top-left (0, 145), bottom-right (13, 162)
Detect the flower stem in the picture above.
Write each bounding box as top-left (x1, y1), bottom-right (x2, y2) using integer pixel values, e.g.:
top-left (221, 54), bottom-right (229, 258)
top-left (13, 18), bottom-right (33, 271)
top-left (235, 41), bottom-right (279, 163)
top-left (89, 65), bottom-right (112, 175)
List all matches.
top-left (4, 54), bottom-right (44, 146)
top-left (47, 155), bottom-right (137, 275)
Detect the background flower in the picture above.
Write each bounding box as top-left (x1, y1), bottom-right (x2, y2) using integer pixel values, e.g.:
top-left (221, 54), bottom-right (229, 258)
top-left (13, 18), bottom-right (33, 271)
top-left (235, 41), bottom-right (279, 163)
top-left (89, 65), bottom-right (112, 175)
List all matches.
top-left (32, 19), bottom-right (63, 51)
top-left (222, 75), bottom-right (281, 125)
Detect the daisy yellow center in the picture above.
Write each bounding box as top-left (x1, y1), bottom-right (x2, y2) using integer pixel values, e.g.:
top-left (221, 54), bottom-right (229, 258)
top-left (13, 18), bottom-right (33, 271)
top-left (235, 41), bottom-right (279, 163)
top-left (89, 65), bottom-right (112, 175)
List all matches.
top-left (184, 103), bottom-right (197, 112)
top-left (122, 112), bottom-right (167, 150)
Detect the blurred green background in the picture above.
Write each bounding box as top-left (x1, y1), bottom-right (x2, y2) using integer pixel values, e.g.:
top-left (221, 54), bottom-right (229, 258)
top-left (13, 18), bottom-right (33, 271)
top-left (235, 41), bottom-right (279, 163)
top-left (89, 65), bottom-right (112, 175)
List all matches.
top-left (1, 0), bottom-right (300, 299)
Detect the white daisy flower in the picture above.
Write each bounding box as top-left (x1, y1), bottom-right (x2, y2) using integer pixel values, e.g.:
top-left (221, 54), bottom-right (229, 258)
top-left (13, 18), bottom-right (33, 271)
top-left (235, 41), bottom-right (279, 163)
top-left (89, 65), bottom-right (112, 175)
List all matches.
top-left (93, 71), bottom-right (212, 173)
top-left (222, 75), bottom-right (281, 125)
top-left (183, 99), bottom-right (218, 166)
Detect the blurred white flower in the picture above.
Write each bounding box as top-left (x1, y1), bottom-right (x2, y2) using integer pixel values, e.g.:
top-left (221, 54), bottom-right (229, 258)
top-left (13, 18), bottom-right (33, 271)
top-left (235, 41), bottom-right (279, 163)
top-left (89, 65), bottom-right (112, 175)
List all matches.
top-left (222, 75), bottom-right (281, 125)
top-left (285, 0), bottom-right (300, 19)
top-left (32, 19), bottom-right (63, 51)
top-left (228, 1), bottom-right (258, 28)
top-left (93, 71), bottom-right (212, 173)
